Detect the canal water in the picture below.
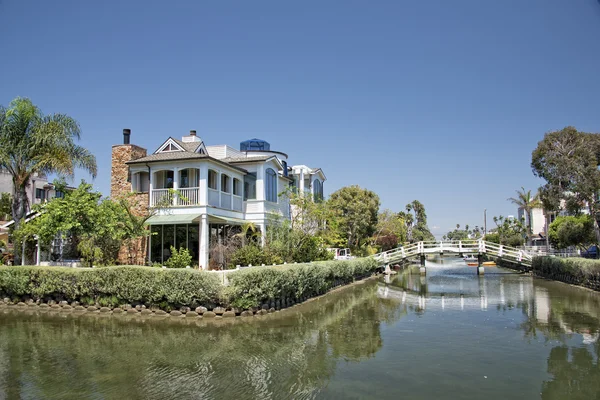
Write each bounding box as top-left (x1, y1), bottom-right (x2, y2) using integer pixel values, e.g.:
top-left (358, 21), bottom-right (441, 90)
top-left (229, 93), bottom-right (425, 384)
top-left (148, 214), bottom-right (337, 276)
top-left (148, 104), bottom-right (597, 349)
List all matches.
top-left (0, 257), bottom-right (599, 399)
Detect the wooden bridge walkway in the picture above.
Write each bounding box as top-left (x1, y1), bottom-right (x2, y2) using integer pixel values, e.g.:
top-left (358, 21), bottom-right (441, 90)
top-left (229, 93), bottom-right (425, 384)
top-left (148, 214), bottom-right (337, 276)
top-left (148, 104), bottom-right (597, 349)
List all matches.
top-left (373, 240), bottom-right (533, 268)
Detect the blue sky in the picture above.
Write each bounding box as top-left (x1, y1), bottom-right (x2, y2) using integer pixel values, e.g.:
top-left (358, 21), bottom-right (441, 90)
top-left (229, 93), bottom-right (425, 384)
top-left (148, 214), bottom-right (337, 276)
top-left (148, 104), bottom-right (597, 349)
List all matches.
top-left (1, 1), bottom-right (600, 236)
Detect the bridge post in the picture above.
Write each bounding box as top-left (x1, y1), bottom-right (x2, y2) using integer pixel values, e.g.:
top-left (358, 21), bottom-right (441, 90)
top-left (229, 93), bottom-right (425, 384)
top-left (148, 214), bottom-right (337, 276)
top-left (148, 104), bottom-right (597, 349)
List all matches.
top-left (499, 245), bottom-right (504, 257)
top-left (477, 254), bottom-right (484, 275)
top-left (419, 254), bottom-right (426, 275)
top-left (459, 241), bottom-right (463, 252)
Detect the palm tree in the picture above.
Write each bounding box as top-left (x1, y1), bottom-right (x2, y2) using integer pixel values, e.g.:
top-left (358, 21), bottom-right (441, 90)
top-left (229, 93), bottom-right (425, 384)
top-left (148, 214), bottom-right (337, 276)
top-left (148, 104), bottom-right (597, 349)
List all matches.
top-left (0, 98), bottom-right (97, 229)
top-left (508, 187), bottom-right (542, 236)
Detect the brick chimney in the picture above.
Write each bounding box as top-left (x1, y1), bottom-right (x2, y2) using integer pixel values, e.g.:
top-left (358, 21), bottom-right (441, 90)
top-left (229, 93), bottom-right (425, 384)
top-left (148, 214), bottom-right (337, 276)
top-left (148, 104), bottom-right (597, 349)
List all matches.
top-left (111, 129), bottom-right (147, 199)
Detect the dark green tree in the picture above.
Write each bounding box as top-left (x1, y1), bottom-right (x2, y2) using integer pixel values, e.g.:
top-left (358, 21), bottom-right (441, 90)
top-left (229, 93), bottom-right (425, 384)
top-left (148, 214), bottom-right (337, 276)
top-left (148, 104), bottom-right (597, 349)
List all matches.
top-left (327, 185), bottom-right (380, 251)
top-left (532, 127), bottom-right (600, 241)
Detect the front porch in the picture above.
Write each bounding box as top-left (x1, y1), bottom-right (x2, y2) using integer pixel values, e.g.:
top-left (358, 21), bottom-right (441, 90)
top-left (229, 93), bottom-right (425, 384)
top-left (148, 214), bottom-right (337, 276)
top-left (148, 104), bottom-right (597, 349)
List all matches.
top-left (147, 213), bottom-right (261, 270)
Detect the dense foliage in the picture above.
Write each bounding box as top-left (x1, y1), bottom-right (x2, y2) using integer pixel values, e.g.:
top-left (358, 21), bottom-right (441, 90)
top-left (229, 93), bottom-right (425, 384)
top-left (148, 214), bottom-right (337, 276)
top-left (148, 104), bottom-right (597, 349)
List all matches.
top-left (0, 266), bottom-right (221, 310)
top-left (399, 200), bottom-right (435, 242)
top-left (165, 246), bottom-right (192, 268)
top-left (532, 257), bottom-right (600, 290)
top-left (0, 258), bottom-right (379, 310)
top-left (487, 216), bottom-right (526, 247)
top-left (14, 183), bottom-right (148, 267)
top-left (548, 215), bottom-right (595, 250)
top-left (225, 258), bottom-right (379, 309)
top-left (327, 186), bottom-right (380, 251)
top-left (0, 97), bottom-right (97, 231)
top-left (531, 127), bottom-right (600, 241)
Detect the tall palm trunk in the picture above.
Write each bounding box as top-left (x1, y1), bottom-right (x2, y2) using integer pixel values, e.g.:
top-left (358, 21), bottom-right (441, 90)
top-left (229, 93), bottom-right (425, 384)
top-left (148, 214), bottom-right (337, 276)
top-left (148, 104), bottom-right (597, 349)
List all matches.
top-left (11, 183), bottom-right (29, 230)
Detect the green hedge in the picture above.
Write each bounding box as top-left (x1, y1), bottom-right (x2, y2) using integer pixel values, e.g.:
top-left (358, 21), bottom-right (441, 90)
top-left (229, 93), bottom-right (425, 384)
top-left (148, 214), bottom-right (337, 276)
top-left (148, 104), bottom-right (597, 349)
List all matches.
top-left (0, 266), bottom-right (222, 309)
top-left (532, 257), bottom-right (600, 290)
top-left (225, 258), bottom-right (379, 309)
top-left (0, 258), bottom-right (380, 311)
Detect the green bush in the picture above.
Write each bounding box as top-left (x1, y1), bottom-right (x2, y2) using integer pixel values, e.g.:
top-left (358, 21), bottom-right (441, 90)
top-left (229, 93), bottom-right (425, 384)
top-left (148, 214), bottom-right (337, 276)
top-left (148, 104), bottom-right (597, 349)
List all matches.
top-left (532, 257), bottom-right (600, 288)
top-left (225, 258), bottom-right (379, 309)
top-left (0, 257), bottom-right (381, 310)
top-left (0, 266), bottom-right (221, 309)
top-left (165, 246), bottom-right (192, 269)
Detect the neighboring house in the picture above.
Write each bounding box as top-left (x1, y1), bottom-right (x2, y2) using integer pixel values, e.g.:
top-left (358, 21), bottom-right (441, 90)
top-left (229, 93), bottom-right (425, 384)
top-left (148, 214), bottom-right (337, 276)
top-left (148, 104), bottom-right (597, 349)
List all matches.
top-left (112, 129), bottom-right (325, 269)
top-left (0, 166), bottom-right (50, 212)
top-left (517, 198), bottom-right (591, 246)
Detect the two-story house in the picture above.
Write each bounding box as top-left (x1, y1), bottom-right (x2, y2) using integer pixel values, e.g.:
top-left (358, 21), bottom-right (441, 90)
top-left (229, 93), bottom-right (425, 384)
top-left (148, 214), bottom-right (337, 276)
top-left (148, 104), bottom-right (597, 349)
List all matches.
top-left (112, 129), bottom-right (325, 269)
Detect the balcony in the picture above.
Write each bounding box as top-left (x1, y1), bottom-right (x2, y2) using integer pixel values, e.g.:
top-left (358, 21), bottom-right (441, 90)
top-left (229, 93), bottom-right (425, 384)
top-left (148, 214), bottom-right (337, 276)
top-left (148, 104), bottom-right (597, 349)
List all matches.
top-left (151, 188), bottom-right (200, 207)
top-left (150, 187), bottom-right (242, 212)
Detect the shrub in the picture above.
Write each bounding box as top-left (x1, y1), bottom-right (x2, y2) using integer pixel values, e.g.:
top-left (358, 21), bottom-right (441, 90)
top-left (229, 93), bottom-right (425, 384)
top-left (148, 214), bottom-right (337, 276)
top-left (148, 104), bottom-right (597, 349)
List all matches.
top-left (165, 247), bottom-right (192, 269)
top-left (225, 257), bottom-right (379, 309)
top-left (532, 257), bottom-right (600, 288)
top-left (0, 266), bottom-right (221, 310)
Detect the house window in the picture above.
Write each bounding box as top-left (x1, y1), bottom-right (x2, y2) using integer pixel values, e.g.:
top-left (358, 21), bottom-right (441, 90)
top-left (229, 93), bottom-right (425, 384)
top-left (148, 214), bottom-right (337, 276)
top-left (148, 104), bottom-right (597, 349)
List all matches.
top-left (161, 142), bottom-right (180, 152)
top-left (221, 174), bottom-right (230, 193)
top-left (180, 169), bottom-right (189, 188)
top-left (165, 170), bottom-right (174, 189)
top-left (244, 173), bottom-right (257, 200)
top-left (208, 170), bottom-right (218, 190)
top-left (35, 188), bottom-right (45, 200)
top-left (266, 168), bottom-right (277, 203)
top-left (313, 179), bottom-right (323, 202)
top-left (55, 190), bottom-right (65, 199)
top-left (233, 178), bottom-right (241, 196)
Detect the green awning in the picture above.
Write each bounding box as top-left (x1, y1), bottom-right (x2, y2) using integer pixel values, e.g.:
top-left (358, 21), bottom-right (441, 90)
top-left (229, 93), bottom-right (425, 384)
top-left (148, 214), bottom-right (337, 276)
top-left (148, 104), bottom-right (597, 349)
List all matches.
top-left (209, 216), bottom-right (248, 225)
top-left (145, 214), bottom-right (201, 225)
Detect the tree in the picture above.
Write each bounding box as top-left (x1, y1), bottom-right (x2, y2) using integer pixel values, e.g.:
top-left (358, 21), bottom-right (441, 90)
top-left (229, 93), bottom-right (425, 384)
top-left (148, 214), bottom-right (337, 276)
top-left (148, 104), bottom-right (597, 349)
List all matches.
top-left (0, 97), bottom-right (97, 230)
top-left (14, 182), bottom-right (130, 266)
top-left (531, 127), bottom-right (600, 241)
top-left (507, 187), bottom-right (542, 235)
top-left (547, 215), bottom-right (595, 251)
top-left (490, 216), bottom-right (527, 247)
top-left (327, 186), bottom-right (380, 251)
top-left (403, 200), bottom-right (434, 242)
top-left (373, 209), bottom-right (407, 251)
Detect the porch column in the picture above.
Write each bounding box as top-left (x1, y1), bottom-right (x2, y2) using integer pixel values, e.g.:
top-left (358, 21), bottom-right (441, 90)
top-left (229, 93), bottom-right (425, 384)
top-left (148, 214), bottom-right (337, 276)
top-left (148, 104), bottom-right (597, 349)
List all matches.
top-left (172, 167), bottom-right (179, 206)
top-left (299, 170), bottom-right (305, 193)
top-left (217, 171), bottom-right (222, 207)
top-left (35, 236), bottom-right (41, 266)
top-left (199, 215), bottom-right (209, 270)
top-left (149, 168), bottom-right (154, 207)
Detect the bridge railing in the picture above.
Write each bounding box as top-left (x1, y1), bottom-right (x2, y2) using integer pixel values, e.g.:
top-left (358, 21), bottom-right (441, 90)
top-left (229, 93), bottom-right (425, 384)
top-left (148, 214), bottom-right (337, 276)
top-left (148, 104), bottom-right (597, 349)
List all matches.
top-left (373, 240), bottom-right (534, 266)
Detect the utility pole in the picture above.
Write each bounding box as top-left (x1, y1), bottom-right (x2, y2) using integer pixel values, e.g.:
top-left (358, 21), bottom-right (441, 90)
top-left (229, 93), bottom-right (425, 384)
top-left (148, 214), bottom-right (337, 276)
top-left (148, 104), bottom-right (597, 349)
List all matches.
top-left (484, 209), bottom-right (487, 240)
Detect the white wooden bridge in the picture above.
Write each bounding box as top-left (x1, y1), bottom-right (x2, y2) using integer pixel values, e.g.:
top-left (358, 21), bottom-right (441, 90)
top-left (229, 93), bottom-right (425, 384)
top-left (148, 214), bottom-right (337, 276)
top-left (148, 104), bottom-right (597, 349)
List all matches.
top-left (373, 240), bottom-right (534, 268)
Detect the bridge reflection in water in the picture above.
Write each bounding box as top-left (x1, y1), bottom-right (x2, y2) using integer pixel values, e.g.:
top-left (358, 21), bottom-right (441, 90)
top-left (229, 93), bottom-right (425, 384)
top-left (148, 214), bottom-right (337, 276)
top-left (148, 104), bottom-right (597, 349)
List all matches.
top-left (378, 256), bottom-right (535, 311)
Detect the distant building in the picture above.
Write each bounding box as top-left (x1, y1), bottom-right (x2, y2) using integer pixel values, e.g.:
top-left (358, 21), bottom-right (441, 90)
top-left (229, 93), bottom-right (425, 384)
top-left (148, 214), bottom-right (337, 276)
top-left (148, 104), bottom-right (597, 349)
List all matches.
top-left (112, 129), bottom-right (325, 269)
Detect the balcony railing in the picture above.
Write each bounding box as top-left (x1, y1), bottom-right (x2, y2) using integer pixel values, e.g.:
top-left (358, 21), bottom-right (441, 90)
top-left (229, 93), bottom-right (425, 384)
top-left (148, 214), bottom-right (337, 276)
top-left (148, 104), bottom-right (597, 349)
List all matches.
top-left (151, 189), bottom-right (172, 207)
top-left (178, 187), bottom-right (200, 206)
top-left (150, 188), bottom-right (244, 211)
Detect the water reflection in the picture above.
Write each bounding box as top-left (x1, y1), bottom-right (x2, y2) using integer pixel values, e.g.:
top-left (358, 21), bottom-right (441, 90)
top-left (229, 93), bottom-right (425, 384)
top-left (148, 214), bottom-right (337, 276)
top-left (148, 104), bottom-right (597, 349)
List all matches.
top-left (381, 257), bottom-right (600, 400)
top-left (0, 282), bottom-right (404, 400)
top-left (0, 258), bottom-right (600, 399)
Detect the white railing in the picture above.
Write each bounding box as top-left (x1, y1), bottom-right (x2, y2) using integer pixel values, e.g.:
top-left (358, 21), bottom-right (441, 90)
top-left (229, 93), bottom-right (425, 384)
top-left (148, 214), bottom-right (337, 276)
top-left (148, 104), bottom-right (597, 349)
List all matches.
top-left (373, 240), bottom-right (535, 267)
top-left (151, 189), bottom-right (172, 207)
top-left (177, 187), bottom-right (200, 206)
